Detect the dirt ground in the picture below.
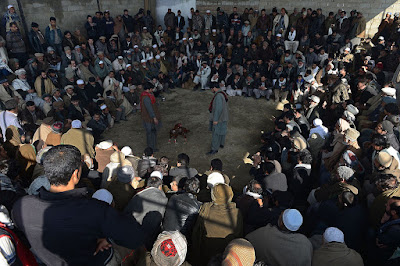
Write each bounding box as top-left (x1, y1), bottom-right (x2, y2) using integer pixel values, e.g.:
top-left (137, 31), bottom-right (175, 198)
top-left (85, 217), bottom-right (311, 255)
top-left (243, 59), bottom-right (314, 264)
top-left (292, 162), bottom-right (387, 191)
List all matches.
top-left (103, 88), bottom-right (279, 193)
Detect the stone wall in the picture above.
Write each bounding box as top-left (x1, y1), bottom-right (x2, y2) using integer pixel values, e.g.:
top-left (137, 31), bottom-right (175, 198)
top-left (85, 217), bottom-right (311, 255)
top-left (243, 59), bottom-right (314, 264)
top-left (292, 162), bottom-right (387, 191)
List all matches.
top-left (196, 0), bottom-right (400, 37)
top-left (4, 0), bottom-right (144, 33)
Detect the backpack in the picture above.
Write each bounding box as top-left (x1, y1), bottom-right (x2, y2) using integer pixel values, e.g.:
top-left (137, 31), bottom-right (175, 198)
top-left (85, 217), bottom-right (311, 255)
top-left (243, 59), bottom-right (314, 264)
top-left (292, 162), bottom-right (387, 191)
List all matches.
top-left (0, 223), bottom-right (38, 266)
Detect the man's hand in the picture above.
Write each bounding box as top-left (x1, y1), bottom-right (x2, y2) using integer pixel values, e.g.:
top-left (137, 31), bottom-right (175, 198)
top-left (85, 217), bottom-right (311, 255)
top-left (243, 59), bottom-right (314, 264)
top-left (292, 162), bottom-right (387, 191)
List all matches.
top-left (94, 238), bottom-right (112, 256)
top-left (213, 121), bottom-right (218, 125)
top-left (154, 117), bottom-right (159, 125)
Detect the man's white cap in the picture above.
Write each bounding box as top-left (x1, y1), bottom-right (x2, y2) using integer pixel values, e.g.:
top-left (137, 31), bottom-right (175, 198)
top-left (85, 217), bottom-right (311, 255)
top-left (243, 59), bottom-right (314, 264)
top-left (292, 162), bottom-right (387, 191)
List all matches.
top-left (7, 5), bottom-right (14, 9)
top-left (346, 104), bottom-right (359, 115)
top-left (206, 10), bottom-right (211, 13)
top-left (207, 172), bottom-right (225, 188)
top-left (92, 189), bottom-right (113, 205)
top-left (76, 79), bottom-right (84, 85)
top-left (141, 59), bottom-right (146, 63)
top-left (134, 45), bottom-right (139, 48)
top-left (148, 56), bottom-right (154, 60)
top-left (323, 227), bottom-right (345, 243)
top-left (143, 27), bottom-right (147, 30)
top-left (282, 209), bottom-right (303, 231)
top-left (379, 36), bottom-right (385, 40)
top-left (160, 51), bottom-right (166, 57)
top-left (98, 60), bottom-right (104, 64)
top-left (71, 120), bottom-right (82, 128)
top-left (313, 118), bottom-right (323, 126)
top-left (100, 104), bottom-right (107, 110)
top-left (310, 95), bottom-right (320, 103)
top-left (182, 37), bottom-right (187, 41)
top-left (155, 55), bottom-right (161, 59)
top-left (121, 146), bottom-right (133, 156)
top-left (382, 87), bottom-right (396, 97)
top-left (212, 29), bottom-right (217, 32)
top-left (345, 47), bottom-right (351, 52)
top-left (152, 44), bottom-right (157, 49)
top-left (150, 170), bottom-right (163, 180)
top-left (365, 55), bottom-right (371, 61)
top-left (276, 33), bottom-right (282, 37)
top-left (96, 140), bottom-right (113, 149)
top-left (189, 37), bottom-right (193, 40)
top-left (126, 63), bottom-right (132, 68)
top-left (15, 69), bottom-right (26, 76)
top-left (118, 55), bottom-right (123, 59)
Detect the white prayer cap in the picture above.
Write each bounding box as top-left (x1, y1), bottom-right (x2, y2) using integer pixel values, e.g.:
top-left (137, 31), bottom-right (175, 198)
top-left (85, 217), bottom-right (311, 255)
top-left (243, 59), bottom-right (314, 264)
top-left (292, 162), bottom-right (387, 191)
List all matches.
top-left (134, 45), bottom-right (139, 48)
top-left (346, 104), bottom-right (359, 115)
top-left (92, 189), bottom-right (113, 205)
top-left (182, 37), bottom-right (187, 41)
top-left (126, 64), bottom-right (132, 68)
top-left (382, 87), bottom-right (396, 97)
top-left (15, 69), bottom-right (26, 76)
top-left (155, 55), bottom-right (161, 59)
top-left (100, 104), bottom-right (107, 110)
top-left (150, 170), bottom-right (163, 180)
top-left (7, 5), bottom-right (14, 9)
top-left (76, 79), bottom-right (84, 85)
top-left (212, 29), bottom-right (217, 32)
top-left (96, 140), bottom-right (113, 150)
top-left (282, 209), bottom-right (303, 232)
top-left (71, 120), bottom-right (82, 128)
top-left (207, 172), bottom-right (225, 188)
top-left (121, 146), bottom-right (133, 156)
top-left (313, 118), bottom-right (323, 126)
top-left (152, 44), bottom-right (157, 48)
top-left (310, 95), bottom-right (320, 103)
top-left (206, 10), bottom-right (211, 13)
top-left (118, 55), bottom-right (123, 59)
top-left (141, 59), bottom-right (147, 63)
top-left (323, 227), bottom-right (345, 243)
top-left (276, 33), bottom-right (282, 37)
top-left (98, 60), bottom-right (104, 64)
top-left (345, 47), bottom-right (351, 52)
top-left (378, 36), bottom-right (385, 41)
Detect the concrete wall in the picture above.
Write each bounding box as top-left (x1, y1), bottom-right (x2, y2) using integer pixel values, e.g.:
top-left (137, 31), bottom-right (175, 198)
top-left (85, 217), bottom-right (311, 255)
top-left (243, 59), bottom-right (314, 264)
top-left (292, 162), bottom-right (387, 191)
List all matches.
top-left (196, 0), bottom-right (400, 37)
top-left (3, 0), bottom-right (400, 37)
top-left (4, 0), bottom-right (144, 33)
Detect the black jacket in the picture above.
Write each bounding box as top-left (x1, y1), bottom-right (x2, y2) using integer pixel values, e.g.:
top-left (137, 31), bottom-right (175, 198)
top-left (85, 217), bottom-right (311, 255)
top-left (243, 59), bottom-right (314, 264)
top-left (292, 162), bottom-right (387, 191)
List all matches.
top-left (163, 193), bottom-right (201, 240)
top-left (12, 187), bottom-right (144, 266)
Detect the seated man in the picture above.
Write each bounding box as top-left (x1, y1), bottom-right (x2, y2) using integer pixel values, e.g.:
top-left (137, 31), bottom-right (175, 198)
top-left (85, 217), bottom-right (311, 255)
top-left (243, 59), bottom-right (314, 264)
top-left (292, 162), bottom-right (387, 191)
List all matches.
top-left (253, 75), bottom-right (273, 100)
top-left (246, 209), bottom-right (313, 265)
top-left (169, 153), bottom-right (198, 182)
top-left (87, 112), bottom-right (108, 142)
top-left (18, 100), bottom-right (45, 133)
top-left (104, 90), bottom-right (126, 123)
top-left (12, 145), bottom-right (145, 265)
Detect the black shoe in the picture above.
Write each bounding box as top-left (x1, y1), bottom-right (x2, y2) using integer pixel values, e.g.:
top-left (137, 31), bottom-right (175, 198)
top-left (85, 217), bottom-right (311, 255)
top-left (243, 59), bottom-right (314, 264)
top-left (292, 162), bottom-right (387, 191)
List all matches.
top-left (193, 84), bottom-right (199, 91)
top-left (206, 150), bottom-right (218, 155)
top-left (220, 145), bottom-right (224, 148)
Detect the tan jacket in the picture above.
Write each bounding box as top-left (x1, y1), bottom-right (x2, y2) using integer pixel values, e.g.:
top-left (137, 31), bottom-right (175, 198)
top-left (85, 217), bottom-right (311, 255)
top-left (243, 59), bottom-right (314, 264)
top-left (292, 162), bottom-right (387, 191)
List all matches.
top-left (34, 77), bottom-right (55, 97)
top-left (61, 128), bottom-right (95, 158)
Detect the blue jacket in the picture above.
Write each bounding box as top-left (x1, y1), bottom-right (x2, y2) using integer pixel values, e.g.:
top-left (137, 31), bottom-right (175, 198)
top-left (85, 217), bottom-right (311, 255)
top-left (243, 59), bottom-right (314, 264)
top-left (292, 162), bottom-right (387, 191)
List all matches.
top-left (45, 26), bottom-right (62, 46)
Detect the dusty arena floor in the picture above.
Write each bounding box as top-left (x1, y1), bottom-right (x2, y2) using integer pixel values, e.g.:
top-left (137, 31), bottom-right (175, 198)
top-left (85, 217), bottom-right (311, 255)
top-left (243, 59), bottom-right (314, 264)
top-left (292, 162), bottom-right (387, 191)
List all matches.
top-left (103, 88), bottom-right (279, 193)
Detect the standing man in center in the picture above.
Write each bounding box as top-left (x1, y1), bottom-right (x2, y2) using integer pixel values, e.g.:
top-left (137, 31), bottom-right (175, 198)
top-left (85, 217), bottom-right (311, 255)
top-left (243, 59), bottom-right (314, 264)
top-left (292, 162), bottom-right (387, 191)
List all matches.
top-left (207, 82), bottom-right (229, 155)
top-left (141, 82), bottom-right (161, 152)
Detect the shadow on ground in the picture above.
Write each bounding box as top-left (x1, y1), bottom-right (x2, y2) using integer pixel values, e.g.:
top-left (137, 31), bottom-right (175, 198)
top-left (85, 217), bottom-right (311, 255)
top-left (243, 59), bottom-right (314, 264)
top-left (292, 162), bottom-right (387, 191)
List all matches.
top-left (103, 88), bottom-right (279, 193)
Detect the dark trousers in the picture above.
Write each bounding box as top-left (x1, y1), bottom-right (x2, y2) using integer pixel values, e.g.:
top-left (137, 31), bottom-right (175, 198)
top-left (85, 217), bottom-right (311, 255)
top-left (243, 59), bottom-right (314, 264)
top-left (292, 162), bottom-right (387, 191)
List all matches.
top-left (143, 122), bottom-right (158, 150)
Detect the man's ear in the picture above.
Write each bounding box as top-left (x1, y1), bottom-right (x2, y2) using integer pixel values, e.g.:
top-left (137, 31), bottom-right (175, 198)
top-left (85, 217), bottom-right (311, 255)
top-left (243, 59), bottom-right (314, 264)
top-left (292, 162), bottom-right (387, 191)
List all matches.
top-left (71, 169), bottom-right (80, 185)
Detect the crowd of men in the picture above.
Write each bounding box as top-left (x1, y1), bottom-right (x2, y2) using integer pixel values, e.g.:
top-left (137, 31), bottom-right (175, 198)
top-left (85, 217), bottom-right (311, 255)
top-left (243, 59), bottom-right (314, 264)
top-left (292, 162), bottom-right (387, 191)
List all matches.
top-left (0, 2), bottom-right (400, 265)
